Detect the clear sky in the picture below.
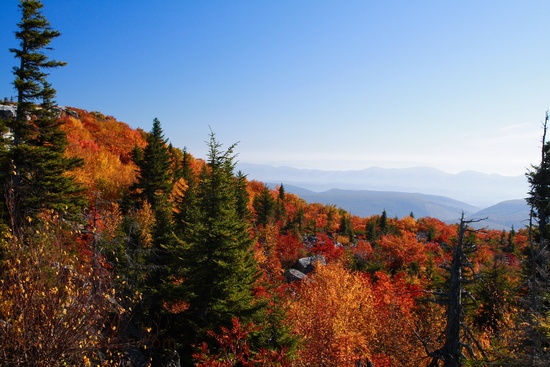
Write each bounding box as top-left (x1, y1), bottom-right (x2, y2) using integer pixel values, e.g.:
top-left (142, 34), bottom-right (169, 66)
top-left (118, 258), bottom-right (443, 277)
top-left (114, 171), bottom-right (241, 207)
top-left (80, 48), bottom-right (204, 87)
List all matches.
top-left (1, 1), bottom-right (549, 176)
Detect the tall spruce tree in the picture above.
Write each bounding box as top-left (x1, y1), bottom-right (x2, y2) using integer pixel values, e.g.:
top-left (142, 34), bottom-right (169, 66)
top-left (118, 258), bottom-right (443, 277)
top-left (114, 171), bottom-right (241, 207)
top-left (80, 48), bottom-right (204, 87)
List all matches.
top-left (172, 148), bottom-right (198, 236)
top-left (173, 133), bottom-right (261, 365)
top-left (253, 183), bottom-right (276, 227)
top-left (235, 170), bottom-right (251, 221)
top-left (131, 118), bottom-right (174, 260)
top-left (164, 148), bottom-right (200, 366)
top-left (135, 119), bottom-right (174, 279)
top-left (3, 0), bottom-right (84, 232)
top-left (130, 118), bottom-right (174, 345)
top-left (131, 118), bottom-right (174, 209)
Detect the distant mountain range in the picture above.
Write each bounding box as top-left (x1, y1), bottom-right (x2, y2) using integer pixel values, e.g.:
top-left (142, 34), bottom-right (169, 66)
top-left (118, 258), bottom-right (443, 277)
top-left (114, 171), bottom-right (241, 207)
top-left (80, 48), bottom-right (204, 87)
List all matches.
top-left (471, 199), bottom-right (530, 230)
top-left (237, 163), bottom-right (531, 230)
top-left (238, 163), bottom-right (528, 206)
top-left (281, 186), bottom-right (529, 230)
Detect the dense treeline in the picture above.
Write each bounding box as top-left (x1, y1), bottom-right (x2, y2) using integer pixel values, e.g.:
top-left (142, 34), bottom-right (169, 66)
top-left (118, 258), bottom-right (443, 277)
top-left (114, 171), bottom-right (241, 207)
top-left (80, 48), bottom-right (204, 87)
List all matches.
top-left (1, 1), bottom-right (550, 367)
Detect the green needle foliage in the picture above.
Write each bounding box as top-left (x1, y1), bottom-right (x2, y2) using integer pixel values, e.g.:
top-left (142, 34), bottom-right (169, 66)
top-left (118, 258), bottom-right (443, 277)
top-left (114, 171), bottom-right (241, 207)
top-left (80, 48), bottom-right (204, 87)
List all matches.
top-left (189, 133), bottom-right (259, 327)
top-left (128, 118), bottom-right (176, 364)
top-left (131, 118), bottom-right (174, 210)
top-left (169, 132), bottom-right (261, 364)
top-left (2, 0), bottom-right (84, 233)
top-left (131, 118), bottom-right (175, 275)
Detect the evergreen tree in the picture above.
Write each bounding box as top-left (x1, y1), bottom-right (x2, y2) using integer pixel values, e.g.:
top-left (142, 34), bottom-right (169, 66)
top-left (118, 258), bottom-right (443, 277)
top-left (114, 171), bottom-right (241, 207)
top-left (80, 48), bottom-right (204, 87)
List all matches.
top-left (278, 183), bottom-right (285, 201)
top-left (130, 118), bottom-right (175, 260)
top-left (339, 211), bottom-right (354, 242)
top-left (128, 119), bottom-right (175, 364)
top-left (365, 216), bottom-right (378, 243)
top-left (472, 251), bottom-right (515, 336)
top-left (274, 183), bottom-right (287, 224)
top-left (253, 184), bottom-right (276, 227)
top-left (130, 118), bottom-right (174, 282)
top-left (165, 149), bottom-right (201, 366)
top-left (235, 170), bottom-right (251, 221)
top-left (3, 0), bottom-right (84, 232)
top-left (131, 118), bottom-right (173, 209)
top-left (169, 143), bottom-right (185, 183)
top-left (527, 143), bottom-right (550, 240)
top-left (288, 206), bottom-right (304, 234)
top-left (174, 133), bottom-right (261, 365)
top-left (173, 148), bottom-right (199, 235)
top-left (379, 209), bottom-right (388, 234)
top-left (506, 226), bottom-right (516, 253)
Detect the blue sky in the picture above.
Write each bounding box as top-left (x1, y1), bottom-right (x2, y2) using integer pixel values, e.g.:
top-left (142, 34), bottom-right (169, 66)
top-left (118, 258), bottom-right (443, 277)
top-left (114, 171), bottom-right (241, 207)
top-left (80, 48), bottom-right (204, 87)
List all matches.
top-left (1, 1), bottom-right (549, 176)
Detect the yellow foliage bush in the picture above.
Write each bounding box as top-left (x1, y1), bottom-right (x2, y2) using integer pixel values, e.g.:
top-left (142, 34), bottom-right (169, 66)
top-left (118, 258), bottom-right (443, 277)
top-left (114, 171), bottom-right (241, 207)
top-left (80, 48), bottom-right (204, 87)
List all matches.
top-left (0, 222), bottom-right (124, 366)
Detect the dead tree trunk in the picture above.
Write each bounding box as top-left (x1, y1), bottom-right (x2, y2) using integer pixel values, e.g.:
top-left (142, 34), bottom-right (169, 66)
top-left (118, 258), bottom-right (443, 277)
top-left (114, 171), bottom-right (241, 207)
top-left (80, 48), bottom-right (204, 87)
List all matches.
top-left (426, 213), bottom-right (486, 367)
top-left (441, 215), bottom-right (466, 367)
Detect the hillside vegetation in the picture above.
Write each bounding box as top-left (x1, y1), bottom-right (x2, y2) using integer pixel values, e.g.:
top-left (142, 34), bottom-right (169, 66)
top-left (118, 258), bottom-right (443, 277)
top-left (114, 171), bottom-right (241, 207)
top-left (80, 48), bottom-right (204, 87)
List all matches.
top-left (1, 2), bottom-right (549, 367)
top-left (0, 104), bottom-right (543, 367)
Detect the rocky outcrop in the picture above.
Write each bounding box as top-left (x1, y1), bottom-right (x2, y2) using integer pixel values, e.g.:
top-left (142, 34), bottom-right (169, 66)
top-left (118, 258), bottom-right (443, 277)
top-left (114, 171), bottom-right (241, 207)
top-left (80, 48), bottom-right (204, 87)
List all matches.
top-left (0, 104), bottom-right (81, 121)
top-left (285, 268), bottom-right (307, 282)
top-left (294, 255), bottom-right (326, 274)
top-left (285, 255), bottom-right (326, 282)
top-left (52, 106), bottom-right (80, 119)
top-left (0, 104), bottom-right (16, 119)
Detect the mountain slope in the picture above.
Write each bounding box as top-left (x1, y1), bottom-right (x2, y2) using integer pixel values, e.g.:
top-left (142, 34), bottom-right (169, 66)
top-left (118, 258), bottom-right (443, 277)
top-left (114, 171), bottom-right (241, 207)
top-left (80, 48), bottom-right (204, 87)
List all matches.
top-left (468, 199), bottom-right (530, 230)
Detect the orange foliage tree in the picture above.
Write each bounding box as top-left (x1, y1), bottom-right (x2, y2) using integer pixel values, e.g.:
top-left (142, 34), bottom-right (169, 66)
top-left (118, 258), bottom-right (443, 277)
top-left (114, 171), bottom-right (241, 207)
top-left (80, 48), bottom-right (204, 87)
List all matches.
top-left (287, 262), bottom-right (377, 366)
top-left (370, 271), bottom-right (427, 366)
top-left (377, 231), bottom-right (428, 272)
top-left (416, 217), bottom-right (455, 244)
top-left (61, 108), bottom-right (146, 201)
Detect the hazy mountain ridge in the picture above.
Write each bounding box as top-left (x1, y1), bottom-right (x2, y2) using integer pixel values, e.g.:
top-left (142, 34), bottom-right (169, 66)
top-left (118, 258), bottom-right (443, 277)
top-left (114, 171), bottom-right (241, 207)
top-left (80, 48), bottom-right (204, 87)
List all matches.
top-left (467, 200), bottom-right (530, 230)
top-left (240, 163), bottom-right (530, 230)
top-left (276, 185), bottom-right (529, 230)
top-left (238, 163), bottom-right (528, 207)
top-left (283, 185), bottom-right (480, 218)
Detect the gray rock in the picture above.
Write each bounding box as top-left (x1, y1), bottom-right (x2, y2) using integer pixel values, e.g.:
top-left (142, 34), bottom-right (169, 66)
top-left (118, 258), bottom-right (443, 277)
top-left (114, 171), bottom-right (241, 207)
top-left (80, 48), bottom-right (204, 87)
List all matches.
top-left (0, 104), bottom-right (16, 120)
top-left (63, 108), bottom-right (80, 118)
top-left (54, 106), bottom-right (80, 119)
top-left (285, 268), bottom-right (307, 282)
top-left (294, 255), bottom-right (326, 274)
